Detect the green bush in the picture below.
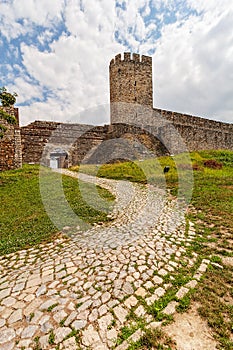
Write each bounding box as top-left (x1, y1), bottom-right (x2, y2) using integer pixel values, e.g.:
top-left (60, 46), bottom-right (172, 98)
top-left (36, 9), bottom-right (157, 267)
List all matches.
top-left (0, 124), bottom-right (7, 138)
top-left (0, 86), bottom-right (17, 107)
top-left (0, 108), bottom-right (17, 124)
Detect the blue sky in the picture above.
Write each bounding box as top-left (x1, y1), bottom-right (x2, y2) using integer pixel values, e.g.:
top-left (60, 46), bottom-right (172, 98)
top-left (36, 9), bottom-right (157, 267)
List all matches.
top-left (0, 0), bottom-right (232, 125)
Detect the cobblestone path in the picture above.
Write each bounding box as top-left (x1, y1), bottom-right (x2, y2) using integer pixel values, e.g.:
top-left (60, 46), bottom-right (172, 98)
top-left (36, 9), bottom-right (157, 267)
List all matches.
top-left (0, 171), bottom-right (209, 349)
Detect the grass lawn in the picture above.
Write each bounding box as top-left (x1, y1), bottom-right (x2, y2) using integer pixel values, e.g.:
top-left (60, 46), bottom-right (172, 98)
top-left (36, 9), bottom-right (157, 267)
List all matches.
top-left (0, 164), bottom-right (114, 255)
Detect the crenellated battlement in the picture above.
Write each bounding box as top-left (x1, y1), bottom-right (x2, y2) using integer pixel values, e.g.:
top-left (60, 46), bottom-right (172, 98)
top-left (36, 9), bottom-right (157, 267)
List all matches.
top-left (109, 52), bottom-right (153, 120)
top-left (110, 52), bottom-right (152, 66)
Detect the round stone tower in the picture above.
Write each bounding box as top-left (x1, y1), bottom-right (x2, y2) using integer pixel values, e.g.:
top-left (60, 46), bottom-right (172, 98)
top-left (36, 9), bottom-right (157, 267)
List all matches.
top-left (109, 52), bottom-right (153, 124)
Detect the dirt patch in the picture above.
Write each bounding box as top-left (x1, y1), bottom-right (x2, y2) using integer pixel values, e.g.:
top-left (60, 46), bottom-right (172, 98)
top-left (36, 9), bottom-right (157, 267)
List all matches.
top-left (164, 304), bottom-right (218, 350)
top-left (221, 185), bottom-right (233, 189)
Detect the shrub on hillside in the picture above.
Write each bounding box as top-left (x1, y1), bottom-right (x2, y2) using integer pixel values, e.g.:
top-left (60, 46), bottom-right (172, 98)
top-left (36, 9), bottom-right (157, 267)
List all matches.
top-left (192, 163), bottom-right (203, 171)
top-left (0, 109), bottom-right (17, 124)
top-left (0, 124), bottom-right (7, 139)
top-left (204, 159), bottom-right (223, 169)
top-left (0, 108), bottom-right (17, 139)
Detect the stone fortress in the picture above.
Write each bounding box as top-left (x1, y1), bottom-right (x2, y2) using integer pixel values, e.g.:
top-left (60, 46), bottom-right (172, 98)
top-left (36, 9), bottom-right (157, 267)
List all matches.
top-left (0, 52), bottom-right (232, 171)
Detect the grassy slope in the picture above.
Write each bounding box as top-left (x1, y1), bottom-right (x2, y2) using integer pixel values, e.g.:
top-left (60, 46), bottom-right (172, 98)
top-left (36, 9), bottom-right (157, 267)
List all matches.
top-left (76, 151), bottom-right (233, 221)
top-left (0, 164), bottom-right (114, 255)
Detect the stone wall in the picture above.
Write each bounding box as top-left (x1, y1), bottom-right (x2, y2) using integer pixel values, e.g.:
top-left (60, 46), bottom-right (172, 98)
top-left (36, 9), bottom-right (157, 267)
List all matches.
top-left (1, 52), bottom-right (232, 170)
top-left (20, 121), bottom-right (168, 166)
top-left (21, 121), bottom-right (94, 166)
top-left (20, 110), bottom-right (233, 167)
top-left (2, 106), bottom-right (19, 125)
top-left (155, 109), bottom-right (233, 153)
top-left (21, 121), bottom-right (61, 164)
top-left (109, 52), bottom-right (232, 154)
top-left (75, 123), bottom-right (168, 164)
top-left (110, 107), bottom-right (232, 154)
top-left (0, 107), bottom-right (22, 171)
top-left (21, 121), bottom-right (112, 166)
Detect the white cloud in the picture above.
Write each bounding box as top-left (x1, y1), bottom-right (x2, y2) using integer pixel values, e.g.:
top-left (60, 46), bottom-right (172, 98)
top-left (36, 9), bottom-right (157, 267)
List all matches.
top-left (0, 0), bottom-right (65, 42)
top-left (20, 99), bottom-right (66, 126)
top-left (187, 0), bottom-right (233, 13)
top-left (16, 0), bottom-right (124, 125)
top-left (8, 77), bottom-right (43, 105)
top-left (0, 0), bottom-right (232, 125)
top-left (12, 0), bottom-right (64, 27)
top-left (154, 4), bottom-right (233, 122)
top-left (37, 30), bottom-right (54, 46)
top-left (0, 3), bottom-right (28, 40)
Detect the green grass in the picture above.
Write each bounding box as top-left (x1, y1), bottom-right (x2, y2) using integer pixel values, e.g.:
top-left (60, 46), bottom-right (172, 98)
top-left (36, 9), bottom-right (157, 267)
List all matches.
top-left (73, 153), bottom-right (194, 199)
top-left (0, 164), bottom-right (115, 255)
top-left (72, 155), bottom-right (179, 186)
top-left (189, 152), bottom-right (233, 233)
top-left (48, 330), bottom-right (55, 345)
top-left (186, 151), bottom-right (233, 350)
top-left (116, 324), bottom-right (140, 345)
top-left (193, 267), bottom-right (233, 350)
top-left (127, 328), bottom-right (175, 350)
top-left (47, 303), bottom-right (59, 312)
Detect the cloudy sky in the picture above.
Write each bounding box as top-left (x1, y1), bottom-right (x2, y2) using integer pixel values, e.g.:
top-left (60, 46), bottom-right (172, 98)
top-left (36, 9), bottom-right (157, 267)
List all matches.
top-left (0, 0), bottom-right (233, 126)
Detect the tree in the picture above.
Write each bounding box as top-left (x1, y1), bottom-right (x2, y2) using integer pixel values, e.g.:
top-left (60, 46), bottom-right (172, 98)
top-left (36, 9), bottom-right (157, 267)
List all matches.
top-left (0, 86), bottom-right (18, 107)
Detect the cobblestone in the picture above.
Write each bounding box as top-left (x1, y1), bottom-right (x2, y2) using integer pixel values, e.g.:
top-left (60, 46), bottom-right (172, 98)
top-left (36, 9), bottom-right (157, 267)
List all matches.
top-left (163, 301), bottom-right (179, 315)
top-left (0, 171), bottom-right (204, 349)
top-left (54, 327), bottom-right (71, 343)
top-left (0, 329), bottom-right (16, 344)
top-left (8, 309), bottom-right (23, 324)
top-left (176, 286), bottom-right (189, 299)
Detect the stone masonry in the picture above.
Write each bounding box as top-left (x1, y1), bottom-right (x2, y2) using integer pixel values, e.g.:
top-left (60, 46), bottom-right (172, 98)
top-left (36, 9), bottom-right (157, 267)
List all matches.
top-left (109, 53), bottom-right (232, 154)
top-left (20, 52), bottom-right (233, 166)
top-left (0, 52), bottom-right (232, 170)
top-left (110, 53), bottom-right (153, 124)
top-left (21, 122), bottom-right (168, 167)
top-left (0, 106), bottom-right (22, 171)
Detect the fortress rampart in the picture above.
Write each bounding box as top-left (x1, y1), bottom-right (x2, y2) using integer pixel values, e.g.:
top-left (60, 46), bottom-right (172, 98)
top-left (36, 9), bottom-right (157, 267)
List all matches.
top-left (0, 52), bottom-right (232, 170)
top-left (21, 122), bottom-right (168, 166)
top-left (9, 107), bottom-right (233, 169)
top-left (109, 52), bottom-right (232, 154)
top-left (156, 109), bottom-right (232, 152)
